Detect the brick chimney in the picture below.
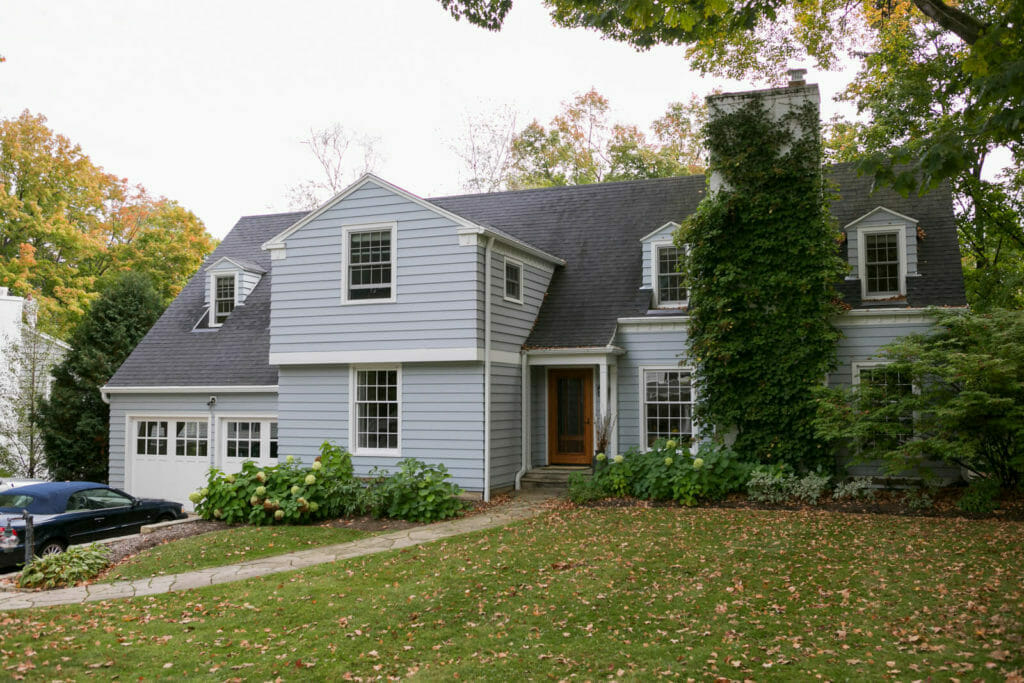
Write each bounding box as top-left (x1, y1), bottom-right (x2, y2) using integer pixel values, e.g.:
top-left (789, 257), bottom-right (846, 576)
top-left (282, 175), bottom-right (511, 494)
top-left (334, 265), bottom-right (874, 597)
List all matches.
top-left (706, 69), bottom-right (820, 194)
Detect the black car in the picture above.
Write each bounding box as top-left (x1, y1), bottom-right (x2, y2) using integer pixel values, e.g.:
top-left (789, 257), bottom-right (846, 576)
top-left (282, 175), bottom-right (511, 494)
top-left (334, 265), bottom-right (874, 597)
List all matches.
top-left (0, 482), bottom-right (186, 570)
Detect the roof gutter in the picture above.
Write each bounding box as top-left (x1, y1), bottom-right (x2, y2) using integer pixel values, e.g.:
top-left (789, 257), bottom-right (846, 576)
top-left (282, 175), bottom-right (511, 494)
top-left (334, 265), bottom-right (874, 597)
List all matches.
top-left (456, 225), bottom-right (566, 267)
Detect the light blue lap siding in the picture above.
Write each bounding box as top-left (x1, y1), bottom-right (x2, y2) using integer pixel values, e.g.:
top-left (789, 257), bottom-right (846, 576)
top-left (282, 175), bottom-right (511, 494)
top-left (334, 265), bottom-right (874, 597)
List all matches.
top-left (830, 315), bottom-right (936, 387)
top-left (108, 392), bottom-right (278, 489)
top-left (531, 366), bottom-right (547, 467)
top-left (270, 181), bottom-right (483, 355)
top-left (613, 325), bottom-right (690, 453)
top-left (490, 250), bottom-right (555, 353)
top-left (490, 363), bottom-right (522, 489)
top-left (278, 362), bottom-right (486, 492)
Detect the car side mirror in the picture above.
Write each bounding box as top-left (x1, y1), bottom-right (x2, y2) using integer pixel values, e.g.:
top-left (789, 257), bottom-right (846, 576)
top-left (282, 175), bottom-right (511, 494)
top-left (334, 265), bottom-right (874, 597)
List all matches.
top-left (131, 498), bottom-right (142, 508)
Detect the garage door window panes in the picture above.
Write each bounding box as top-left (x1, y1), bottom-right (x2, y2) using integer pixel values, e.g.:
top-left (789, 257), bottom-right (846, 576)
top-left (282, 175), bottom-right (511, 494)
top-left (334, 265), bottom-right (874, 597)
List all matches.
top-left (175, 421), bottom-right (208, 457)
top-left (137, 421), bottom-right (168, 456)
top-left (226, 421), bottom-right (261, 458)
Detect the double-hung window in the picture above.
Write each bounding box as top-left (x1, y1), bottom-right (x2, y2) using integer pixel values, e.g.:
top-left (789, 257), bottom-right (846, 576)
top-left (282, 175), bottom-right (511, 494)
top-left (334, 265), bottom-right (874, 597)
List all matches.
top-left (855, 363), bottom-right (915, 451)
top-left (214, 275), bottom-right (236, 325)
top-left (857, 226), bottom-right (906, 300)
top-left (642, 369), bottom-right (693, 447)
top-left (654, 244), bottom-right (686, 307)
top-left (353, 368), bottom-right (400, 452)
top-left (345, 224), bottom-right (396, 302)
top-left (504, 257), bottom-right (523, 303)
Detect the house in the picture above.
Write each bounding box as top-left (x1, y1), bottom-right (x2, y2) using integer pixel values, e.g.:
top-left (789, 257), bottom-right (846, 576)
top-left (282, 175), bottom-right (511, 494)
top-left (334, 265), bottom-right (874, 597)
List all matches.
top-left (0, 287), bottom-right (70, 478)
top-left (102, 76), bottom-right (966, 507)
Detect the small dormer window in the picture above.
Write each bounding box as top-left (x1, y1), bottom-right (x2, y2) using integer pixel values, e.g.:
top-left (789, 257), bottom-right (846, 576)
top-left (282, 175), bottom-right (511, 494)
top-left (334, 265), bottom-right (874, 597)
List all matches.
top-left (214, 275), bottom-right (236, 325)
top-left (504, 257), bottom-right (523, 303)
top-left (655, 244), bottom-right (686, 307)
top-left (863, 231), bottom-right (902, 298)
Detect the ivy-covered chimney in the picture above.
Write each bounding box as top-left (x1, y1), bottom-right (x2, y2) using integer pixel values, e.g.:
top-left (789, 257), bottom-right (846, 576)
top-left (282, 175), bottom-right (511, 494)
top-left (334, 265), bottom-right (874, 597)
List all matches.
top-left (706, 69), bottom-right (820, 194)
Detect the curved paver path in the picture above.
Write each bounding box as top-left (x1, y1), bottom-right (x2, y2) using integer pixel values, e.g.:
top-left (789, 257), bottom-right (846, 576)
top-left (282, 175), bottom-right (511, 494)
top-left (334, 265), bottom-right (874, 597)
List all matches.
top-left (0, 495), bottom-right (554, 611)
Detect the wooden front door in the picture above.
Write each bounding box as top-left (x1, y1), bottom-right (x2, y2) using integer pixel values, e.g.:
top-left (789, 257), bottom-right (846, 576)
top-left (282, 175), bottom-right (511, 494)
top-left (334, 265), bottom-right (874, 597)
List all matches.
top-left (547, 369), bottom-right (594, 465)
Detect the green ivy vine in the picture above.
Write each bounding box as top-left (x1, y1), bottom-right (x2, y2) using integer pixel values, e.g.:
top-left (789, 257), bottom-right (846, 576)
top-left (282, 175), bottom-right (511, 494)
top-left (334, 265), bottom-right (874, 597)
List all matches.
top-left (676, 97), bottom-right (846, 467)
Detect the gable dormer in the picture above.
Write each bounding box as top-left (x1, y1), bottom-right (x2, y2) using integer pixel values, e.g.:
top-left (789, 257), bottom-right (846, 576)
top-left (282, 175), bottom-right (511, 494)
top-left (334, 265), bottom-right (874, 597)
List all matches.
top-left (844, 207), bottom-right (919, 301)
top-left (639, 221), bottom-right (685, 309)
top-left (204, 257), bottom-right (266, 327)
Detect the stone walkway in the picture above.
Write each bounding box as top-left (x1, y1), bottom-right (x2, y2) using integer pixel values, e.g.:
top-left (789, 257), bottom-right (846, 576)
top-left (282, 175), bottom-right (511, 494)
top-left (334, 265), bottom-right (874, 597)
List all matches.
top-left (0, 495), bottom-right (553, 611)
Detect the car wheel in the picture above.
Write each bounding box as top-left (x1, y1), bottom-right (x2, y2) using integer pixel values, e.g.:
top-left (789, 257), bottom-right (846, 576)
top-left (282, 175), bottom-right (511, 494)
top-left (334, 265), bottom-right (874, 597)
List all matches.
top-left (38, 540), bottom-right (66, 557)
top-left (156, 513), bottom-right (175, 523)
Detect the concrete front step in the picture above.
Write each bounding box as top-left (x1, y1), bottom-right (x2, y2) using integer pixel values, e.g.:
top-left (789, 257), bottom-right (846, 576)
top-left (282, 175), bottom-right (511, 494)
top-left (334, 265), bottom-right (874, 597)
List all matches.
top-left (520, 466), bottom-right (592, 491)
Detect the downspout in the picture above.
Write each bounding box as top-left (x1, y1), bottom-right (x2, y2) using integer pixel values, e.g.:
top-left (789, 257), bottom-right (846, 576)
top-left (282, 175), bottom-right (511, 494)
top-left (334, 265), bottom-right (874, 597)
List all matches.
top-left (207, 396), bottom-right (217, 474)
top-left (515, 350), bottom-right (529, 490)
top-left (483, 236), bottom-right (495, 502)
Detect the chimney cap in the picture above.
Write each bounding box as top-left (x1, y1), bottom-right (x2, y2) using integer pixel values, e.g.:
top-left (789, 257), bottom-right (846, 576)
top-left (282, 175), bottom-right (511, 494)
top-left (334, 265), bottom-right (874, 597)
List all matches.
top-left (787, 68), bottom-right (808, 86)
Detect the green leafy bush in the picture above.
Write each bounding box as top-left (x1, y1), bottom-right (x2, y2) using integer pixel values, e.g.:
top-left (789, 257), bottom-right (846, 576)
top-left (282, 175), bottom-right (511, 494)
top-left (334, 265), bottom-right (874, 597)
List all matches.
top-left (588, 440), bottom-right (752, 506)
top-left (18, 544), bottom-right (110, 589)
top-left (903, 488), bottom-right (935, 512)
top-left (670, 442), bottom-right (753, 506)
top-left (192, 442), bottom-right (361, 525)
top-left (747, 465), bottom-right (833, 505)
top-left (815, 308), bottom-right (1024, 488)
top-left (566, 471), bottom-right (608, 504)
top-left (957, 478), bottom-right (1001, 515)
top-left (360, 459), bottom-right (466, 522)
top-left (832, 477), bottom-right (876, 501)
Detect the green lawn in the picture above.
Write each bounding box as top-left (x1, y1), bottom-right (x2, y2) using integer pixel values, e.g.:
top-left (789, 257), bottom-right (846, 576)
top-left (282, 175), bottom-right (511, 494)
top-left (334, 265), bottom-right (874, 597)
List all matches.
top-left (104, 525), bottom-right (373, 582)
top-left (3, 507), bottom-right (1022, 680)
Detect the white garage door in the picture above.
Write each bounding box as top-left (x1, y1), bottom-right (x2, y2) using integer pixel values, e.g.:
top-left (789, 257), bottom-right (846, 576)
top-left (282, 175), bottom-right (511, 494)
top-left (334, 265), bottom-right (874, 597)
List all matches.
top-left (130, 419), bottom-right (212, 511)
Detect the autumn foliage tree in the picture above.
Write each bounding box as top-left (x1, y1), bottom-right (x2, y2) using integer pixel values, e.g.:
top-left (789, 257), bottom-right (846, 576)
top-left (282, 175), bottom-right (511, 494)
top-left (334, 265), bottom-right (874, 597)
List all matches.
top-left (0, 111), bottom-right (216, 337)
top-left (505, 89), bottom-right (706, 189)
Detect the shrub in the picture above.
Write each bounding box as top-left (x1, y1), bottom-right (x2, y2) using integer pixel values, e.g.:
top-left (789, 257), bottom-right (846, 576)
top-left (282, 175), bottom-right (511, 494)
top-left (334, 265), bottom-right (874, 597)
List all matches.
top-left (957, 478), bottom-right (1001, 515)
top-left (815, 308), bottom-right (1024, 488)
top-left (790, 471), bottom-right (832, 505)
top-left (670, 442), bottom-right (753, 506)
top-left (192, 442), bottom-right (360, 525)
top-left (361, 458), bottom-right (467, 522)
top-left (567, 471), bottom-right (609, 504)
top-left (903, 488), bottom-right (935, 511)
top-left (18, 544), bottom-right (110, 589)
top-left (747, 464), bottom-right (797, 504)
top-left (832, 477), bottom-right (876, 501)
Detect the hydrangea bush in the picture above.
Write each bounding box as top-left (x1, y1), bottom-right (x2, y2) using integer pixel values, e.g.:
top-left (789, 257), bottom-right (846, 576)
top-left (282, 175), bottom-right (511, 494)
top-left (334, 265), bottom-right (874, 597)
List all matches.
top-left (579, 440), bottom-right (753, 506)
top-left (191, 442), bottom-right (467, 525)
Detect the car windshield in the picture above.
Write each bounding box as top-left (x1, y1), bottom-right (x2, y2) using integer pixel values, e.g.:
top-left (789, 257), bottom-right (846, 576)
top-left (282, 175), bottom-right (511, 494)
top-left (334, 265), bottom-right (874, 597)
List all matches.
top-left (0, 494), bottom-right (34, 509)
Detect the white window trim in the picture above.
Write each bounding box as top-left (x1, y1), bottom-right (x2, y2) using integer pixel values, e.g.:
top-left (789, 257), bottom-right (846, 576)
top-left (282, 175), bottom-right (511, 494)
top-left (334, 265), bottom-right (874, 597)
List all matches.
top-left (856, 225), bottom-right (907, 301)
top-left (503, 256), bottom-right (524, 304)
top-left (638, 365), bottom-right (698, 451)
top-left (341, 222), bottom-right (398, 305)
top-left (650, 241), bottom-right (688, 308)
top-left (208, 270), bottom-right (239, 328)
top-left (349, 365), bottom-right (402, 457)
top-left (218, 416), bottom-right (279, 464)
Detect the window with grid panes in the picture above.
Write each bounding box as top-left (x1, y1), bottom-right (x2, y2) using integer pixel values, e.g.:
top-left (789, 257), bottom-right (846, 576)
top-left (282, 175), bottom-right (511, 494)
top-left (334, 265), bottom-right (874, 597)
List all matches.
top-left (858, 365), bottom-right (915, 450)
top-left (348, 230), bottom-right (392, 300)
top-left (864, 232), bottom-right (901, 296)
top-left (504, 259), bottom-right (522, 302)
top-left (214, 275), bottom-right (235, 324)
top-left (175, 421), bottom-right (208, 457)
top-left (643, 370), bottom-right (693, 446)
top-left (226, 421), bottom-right (261, 458)
top-left (269, 421), bottom-right (278, 459)
top-left (656, 246), bottom-right (686, 305)
top-left (355, 369), bottom-right (399, 450)
top-left (137, 421), bottom-right (168, 456)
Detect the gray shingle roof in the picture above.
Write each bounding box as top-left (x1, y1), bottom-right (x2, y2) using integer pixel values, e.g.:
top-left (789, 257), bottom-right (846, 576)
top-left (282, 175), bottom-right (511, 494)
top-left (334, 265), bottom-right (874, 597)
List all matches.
top-left (106, 212), bottom-right (305, 388)
top-left (108, 165), bottom-right (965, 387)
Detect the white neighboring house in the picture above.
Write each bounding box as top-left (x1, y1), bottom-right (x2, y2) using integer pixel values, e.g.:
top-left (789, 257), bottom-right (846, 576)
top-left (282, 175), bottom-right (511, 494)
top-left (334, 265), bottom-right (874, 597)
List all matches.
top-left (0, 287), bottom-right (70, 478)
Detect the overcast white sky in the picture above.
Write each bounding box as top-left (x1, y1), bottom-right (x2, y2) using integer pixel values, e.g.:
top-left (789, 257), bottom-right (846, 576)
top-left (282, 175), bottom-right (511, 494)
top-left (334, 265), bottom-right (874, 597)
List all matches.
top-left (1, 0), bottom-right (857, 238)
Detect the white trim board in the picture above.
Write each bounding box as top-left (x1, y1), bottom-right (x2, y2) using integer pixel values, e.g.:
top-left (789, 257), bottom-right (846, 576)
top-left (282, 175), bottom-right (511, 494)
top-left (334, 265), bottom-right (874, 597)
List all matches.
top-left (270, 348), bottom-right (520, 366)
top-left (103, 385), bottom-right (278, 394)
